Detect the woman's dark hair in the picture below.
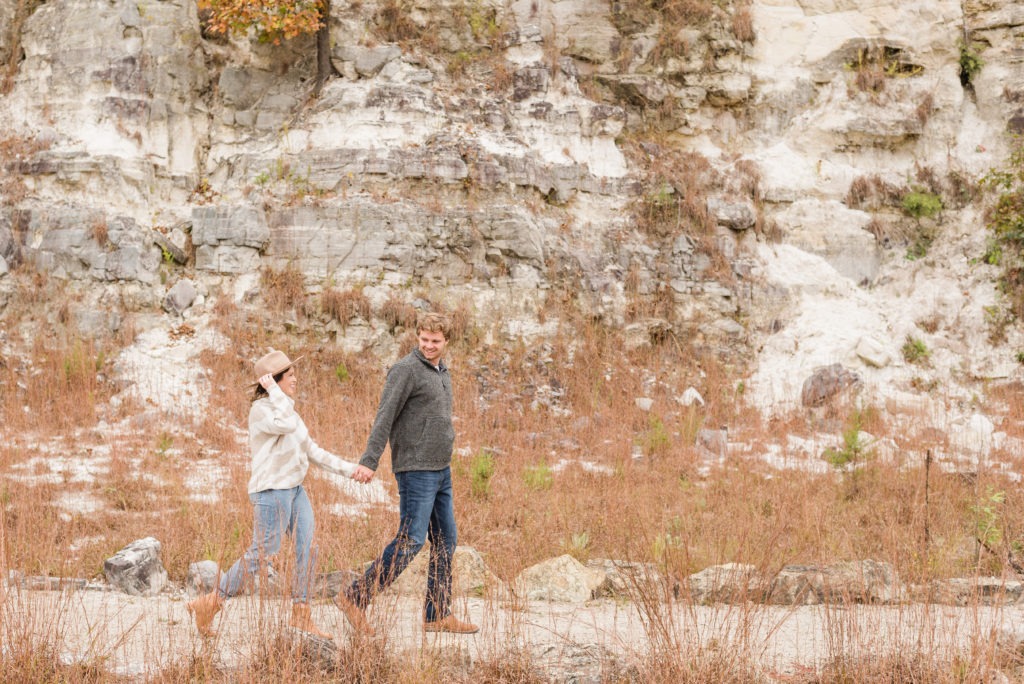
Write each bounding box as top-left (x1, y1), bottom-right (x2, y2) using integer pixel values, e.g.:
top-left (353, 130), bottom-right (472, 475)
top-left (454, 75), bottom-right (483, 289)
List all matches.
top-left (251, 368), bottom-right (289, 402)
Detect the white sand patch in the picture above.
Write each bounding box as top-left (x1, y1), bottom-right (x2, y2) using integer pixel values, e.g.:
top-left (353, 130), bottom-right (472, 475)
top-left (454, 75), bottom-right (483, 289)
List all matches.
top-left (8, 452), bottom-right (111, 485)
top-left (110, 317), bottom-right (227, 420)
top-left (551, 458), bottom-right (615, 475)
top-left (55, 491), bottom-right (106, 519)
top-left (758, 443), bottom-right (833, 475)
top-left (68, 535), bottom-right (107, 552)
top-left (182, 459), bottom-right (230, 504)
top-left (319, 472), bottom-right (394, 518)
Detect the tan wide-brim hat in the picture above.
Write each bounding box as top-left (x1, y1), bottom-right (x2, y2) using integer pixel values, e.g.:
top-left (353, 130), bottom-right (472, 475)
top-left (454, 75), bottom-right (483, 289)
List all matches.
top-left (247, 349), bottom-right (304, 387)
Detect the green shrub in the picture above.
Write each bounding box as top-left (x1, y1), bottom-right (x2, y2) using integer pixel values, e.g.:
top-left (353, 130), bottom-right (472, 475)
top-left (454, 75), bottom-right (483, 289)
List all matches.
top-left (523, 462), bottom-right (553, 491)
top-left (638, 415), bottom-right (671, 456)
top-left (901, 335), bottom-right (930, 364)
top-left (823, 409), bottom-right (875, 469)
top-left (334, 362), bottom-right (350, 383)
top-left (959, 42), bottom-right (984, 87)
top-left (470, 450), bottom-right (495, 499)
top-left (983, 142), bottom-right (1024, 318)
top-left (902, 191), bottom-right (942, 219)
top-left (562, 531), bottom-right (591, 561)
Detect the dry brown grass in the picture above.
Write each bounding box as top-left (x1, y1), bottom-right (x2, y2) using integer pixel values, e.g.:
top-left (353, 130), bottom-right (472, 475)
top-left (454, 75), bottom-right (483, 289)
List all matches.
top-left (260, 263), bottom-right (307, 314)
top-left (321, 286), bottom-right (372, 326)
top-left (5, 268), bottom-right (1024, 680)
top-left (846, 174), bottom-right (906, 211)
top-left (5, 294), bottom-right (1020, 586)
top-left (732, 3), bottom-right (756, 44)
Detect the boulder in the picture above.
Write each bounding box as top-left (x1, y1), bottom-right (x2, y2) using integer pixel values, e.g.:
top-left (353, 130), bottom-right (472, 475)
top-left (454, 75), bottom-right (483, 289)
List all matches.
top-left (315, 569), bottom-right (361, 600)
top-left (103, 537), bottom-right (168, 596)
top-left (800, 364), bottom-right (862, 408)
top-left (767, 560), bottom-right (900, 605)
top-left (676, 387), bottom-right (705, 407)
top-left (623, 318), bottom-right (673, 350)
top-left (151, 225), bottom-right (189, 265)
top-left (707, 198), bottom-right (757, 231)
top-left (927, 577), bottom-right (1024, 606)
top-left (186, 559), bottom-right (219, 598)
top-left (687, 563), bottom-right (766, 604)
top-left (163, 278), bottom-right (197, 315)
top-left (389, 545), bottom-right (501, 599)
top-left (530, 642), bottom-right (619, 684)
top-left (331, 44), bottom-right (402, 79)
top-left (855, 335), bottom-right (893, 368)
top-left (949, 413), bottom-right (995, 457)
top-left (586, 559), bottom-right (665, 599)
top-left (514, 554), bottom-right (605, 602)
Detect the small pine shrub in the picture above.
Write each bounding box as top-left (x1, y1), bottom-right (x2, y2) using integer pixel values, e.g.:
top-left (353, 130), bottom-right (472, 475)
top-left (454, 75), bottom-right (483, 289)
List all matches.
top-left (470, 450), bottom-right (495, 499)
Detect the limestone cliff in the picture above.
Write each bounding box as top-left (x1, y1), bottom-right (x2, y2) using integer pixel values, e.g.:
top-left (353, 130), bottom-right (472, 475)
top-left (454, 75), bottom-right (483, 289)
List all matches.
top-left (0, 0), bottom-right (1022, 418)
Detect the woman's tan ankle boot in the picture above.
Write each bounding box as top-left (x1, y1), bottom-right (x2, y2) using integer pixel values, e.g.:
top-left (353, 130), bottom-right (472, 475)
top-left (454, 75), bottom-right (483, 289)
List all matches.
top-left (289, 602), bottom-right (333, 640)
top-left (186, 591), bottom-right (224, 637)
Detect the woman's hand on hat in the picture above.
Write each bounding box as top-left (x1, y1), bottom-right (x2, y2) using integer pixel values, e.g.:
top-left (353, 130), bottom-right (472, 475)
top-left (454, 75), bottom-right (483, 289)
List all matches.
top-left (258, 374), bottom-right (276, 390)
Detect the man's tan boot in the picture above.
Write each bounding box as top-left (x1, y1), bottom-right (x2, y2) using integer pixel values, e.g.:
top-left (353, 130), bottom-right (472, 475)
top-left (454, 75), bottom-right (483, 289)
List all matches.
top-left (186, 591), bottom-right (224, 637)
top-left (424, 614), bottom-right (478, 634)
top-left (289, 603), bottom-right (334, 640)
top-left (334, 593), bottom-right (374, 636)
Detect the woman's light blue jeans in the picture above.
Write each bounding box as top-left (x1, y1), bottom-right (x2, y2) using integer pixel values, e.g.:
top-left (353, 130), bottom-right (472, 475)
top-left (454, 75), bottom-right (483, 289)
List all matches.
top-left (218, 485), bottom-right (317, 604)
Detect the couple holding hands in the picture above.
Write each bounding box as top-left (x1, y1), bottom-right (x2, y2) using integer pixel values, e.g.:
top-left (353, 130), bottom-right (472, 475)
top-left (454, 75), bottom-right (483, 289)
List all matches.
top-left (187, 312), bottom-right (478, 640)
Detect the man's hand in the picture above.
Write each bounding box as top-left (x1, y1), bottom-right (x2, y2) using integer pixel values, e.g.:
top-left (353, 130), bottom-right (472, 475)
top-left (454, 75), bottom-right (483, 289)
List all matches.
top-left (352, 465), bottom-right (375, 484)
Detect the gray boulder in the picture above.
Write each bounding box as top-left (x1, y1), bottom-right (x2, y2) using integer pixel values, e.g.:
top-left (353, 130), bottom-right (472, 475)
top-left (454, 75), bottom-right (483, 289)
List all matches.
top-left (687, 563), bottom-right (766, 604)
top-left (927, 577), bottom-right (1024, 606)
top-left (767, 560), bottom-right (900, 605)
top-left (800, 363), bottom-right (862, 407)
top-left (103, 537), bottom-right (168, 596)
top-left (186, 560), bottom-right (219, 598)
top-left (586, 559), bottom-right (665, 599)
top-left (390, 545), bottom-right (501, 598)
top-left (163, 278), bottom-right (197, 315)
top-left (514, 554), bottom-right (605, 602)
top-left (314, 569), bottom-right (360, 600)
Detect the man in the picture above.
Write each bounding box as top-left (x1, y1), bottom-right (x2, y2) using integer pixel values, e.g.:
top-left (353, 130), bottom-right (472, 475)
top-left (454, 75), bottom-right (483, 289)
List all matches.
top-left (336, 312), bottom-right (478, 635)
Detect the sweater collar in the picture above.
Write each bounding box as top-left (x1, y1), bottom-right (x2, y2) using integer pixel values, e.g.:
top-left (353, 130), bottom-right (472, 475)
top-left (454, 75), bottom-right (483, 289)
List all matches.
top-left (413, 347), bottom-right (447, 372)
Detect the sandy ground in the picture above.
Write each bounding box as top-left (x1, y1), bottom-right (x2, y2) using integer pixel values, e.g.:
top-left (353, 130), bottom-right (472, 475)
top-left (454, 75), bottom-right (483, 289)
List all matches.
top-left (8, 588), bottom-right (1024, 680)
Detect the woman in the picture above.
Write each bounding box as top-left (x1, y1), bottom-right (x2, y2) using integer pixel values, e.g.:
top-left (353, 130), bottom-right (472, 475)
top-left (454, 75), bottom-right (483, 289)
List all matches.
top-left (187, 349), bottom-right (357, 639)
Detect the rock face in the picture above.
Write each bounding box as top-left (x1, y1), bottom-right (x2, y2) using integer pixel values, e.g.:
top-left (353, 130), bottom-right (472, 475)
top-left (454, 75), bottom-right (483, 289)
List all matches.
top-left (103, 537), bottom-right (168, 596)
top-left (0, 0), bottom-right (1023, 427)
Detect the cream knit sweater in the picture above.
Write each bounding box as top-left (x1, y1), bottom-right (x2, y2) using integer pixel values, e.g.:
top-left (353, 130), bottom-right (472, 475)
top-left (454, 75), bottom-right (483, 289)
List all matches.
top-left (247, 383), bottom-right (357, 494)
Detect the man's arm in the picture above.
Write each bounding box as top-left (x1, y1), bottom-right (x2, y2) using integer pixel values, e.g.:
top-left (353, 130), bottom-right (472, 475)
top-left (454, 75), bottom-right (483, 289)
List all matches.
top-left (357, 362), bottom-right (414, 472)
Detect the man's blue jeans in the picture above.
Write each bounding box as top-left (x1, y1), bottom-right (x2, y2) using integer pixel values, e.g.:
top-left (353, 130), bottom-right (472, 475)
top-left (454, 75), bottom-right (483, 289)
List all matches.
top-left (218, 486), bottom-right (318, 604)
top-left (347, 468), bottom-right (457, 622)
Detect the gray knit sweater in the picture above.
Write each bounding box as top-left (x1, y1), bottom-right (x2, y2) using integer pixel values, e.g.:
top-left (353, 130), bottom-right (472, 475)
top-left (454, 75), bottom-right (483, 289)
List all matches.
top-left (358, 348), bottom-right (454, 473)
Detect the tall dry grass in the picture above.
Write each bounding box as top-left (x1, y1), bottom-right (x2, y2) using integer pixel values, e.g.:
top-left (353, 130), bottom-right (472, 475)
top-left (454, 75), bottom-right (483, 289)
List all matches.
top-left (3, 273), bottom-right (1024, 679)
top-left (3, 287), bottom-right (1023, 583)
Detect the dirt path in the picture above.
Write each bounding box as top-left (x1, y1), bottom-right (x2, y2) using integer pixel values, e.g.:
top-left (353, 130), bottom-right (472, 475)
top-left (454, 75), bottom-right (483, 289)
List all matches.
top-left (10, 589), bottom-right (1024, 680)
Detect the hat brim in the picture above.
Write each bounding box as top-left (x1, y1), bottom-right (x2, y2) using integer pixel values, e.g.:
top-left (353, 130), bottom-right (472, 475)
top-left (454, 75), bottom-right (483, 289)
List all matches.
top-left (245, 354), bottom-right (305, 388)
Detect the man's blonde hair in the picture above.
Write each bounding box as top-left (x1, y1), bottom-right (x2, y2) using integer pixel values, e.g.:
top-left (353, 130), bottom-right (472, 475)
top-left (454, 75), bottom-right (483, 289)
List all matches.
top-left (416, 312), bottom-right (451, 339)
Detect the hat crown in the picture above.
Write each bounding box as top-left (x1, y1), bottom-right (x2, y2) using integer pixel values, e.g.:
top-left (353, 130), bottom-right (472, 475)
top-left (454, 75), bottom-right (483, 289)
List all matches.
top-left (254, 349), bottom-right (294, 379)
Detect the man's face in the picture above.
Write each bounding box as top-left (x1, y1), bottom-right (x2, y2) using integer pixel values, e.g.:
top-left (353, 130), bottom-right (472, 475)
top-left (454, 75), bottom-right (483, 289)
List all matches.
top-left (417, 329), bottom-right (448, 364)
